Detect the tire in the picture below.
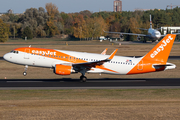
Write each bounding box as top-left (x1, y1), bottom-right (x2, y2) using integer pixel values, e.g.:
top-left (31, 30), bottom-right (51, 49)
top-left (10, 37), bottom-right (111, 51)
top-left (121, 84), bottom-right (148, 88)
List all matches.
top-left (80, 76), bottom-right (87, 82)
top-left (23, 72), bottom-right (27, 76)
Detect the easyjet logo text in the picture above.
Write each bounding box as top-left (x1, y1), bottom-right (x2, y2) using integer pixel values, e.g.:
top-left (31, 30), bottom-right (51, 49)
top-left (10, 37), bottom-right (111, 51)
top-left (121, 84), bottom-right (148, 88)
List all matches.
top-left (150, 35), bottom-right (173, 58)
top-left (32, 50), bottom-right (56, 55)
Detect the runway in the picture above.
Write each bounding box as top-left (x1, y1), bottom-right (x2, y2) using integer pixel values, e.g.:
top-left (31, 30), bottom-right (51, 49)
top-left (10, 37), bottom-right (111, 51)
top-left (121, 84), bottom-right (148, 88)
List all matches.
top-left (0, 78), bottom-right (180, 89)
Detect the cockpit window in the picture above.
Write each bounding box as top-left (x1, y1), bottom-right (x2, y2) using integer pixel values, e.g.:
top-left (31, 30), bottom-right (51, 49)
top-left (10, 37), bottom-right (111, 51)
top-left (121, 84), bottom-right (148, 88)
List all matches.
top-left (156, 33), bottom-right (160, 35)
top-left (10, 50), bottom-right (19, 54)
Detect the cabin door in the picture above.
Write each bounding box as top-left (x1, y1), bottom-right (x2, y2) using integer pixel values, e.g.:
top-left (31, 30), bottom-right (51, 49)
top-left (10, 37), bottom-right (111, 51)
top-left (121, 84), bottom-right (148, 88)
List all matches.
top-left (24, 49), bottom-right (30, 59)
top-left (137, 60), bottom-right (143, 70)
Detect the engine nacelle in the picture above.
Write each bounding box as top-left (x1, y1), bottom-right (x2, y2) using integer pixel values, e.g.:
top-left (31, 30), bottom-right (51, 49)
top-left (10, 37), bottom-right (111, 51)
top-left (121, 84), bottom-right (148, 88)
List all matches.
top-left (54, 64), bottom-right (72, 75)
top-left (137, 36), bottom-right (141, 41)
top-left (120, 34), bottom-right (124, 39)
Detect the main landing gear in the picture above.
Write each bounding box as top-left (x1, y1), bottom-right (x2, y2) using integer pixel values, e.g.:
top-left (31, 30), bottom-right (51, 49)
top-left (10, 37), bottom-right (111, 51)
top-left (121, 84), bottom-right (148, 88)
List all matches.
top-left (23, 65), bottom-right (28, 76)
top-left (80, 70), bottom-right (87, 82)
top-left (80, 75), bottom-right (87, 82)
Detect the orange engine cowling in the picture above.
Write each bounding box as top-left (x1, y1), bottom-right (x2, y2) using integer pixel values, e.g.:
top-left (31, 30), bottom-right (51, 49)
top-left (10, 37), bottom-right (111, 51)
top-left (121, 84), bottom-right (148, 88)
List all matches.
top-left (54, 64), bottom-right (72, 75)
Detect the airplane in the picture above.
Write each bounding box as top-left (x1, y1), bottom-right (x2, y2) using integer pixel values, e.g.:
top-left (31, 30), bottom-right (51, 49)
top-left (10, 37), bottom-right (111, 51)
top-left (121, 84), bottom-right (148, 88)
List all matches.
top-left (105, 15), bottom-right (163, 42)
top-left (3, 34), bottom-right (176, 82)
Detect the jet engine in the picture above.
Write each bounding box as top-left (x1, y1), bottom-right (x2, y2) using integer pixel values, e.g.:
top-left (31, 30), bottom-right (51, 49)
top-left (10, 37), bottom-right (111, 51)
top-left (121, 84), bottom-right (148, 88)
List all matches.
top-left (137, 36), bottom-right (141, 41)
top-left (120, 34), bottom-right (124, 39)
top-left (54, 64), bottom-right (72, 75)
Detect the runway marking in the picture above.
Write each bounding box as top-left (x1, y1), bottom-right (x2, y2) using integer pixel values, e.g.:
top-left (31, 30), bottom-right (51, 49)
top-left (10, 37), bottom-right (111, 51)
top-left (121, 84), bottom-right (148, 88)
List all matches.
top-left (7, 81), bottom-right (43, 83)
top-left (87, 80), bottom-right (146, 82)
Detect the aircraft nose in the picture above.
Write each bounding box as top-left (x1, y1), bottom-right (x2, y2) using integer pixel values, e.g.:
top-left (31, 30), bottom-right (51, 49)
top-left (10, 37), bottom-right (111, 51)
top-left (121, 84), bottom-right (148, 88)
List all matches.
top-left (155, 32), bottom-right (161, 38)
top-left (3, 53), bottom-right (11, 61)
top-left (3, 53), bottom-right (8, 60)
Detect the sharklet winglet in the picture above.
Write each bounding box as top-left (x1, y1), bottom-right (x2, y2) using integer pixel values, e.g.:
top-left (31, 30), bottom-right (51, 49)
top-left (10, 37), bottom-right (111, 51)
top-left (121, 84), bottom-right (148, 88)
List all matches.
top-left (108, 49), bottom-right (118, 60)
top-left (101, 48), bottom-right (108, 55)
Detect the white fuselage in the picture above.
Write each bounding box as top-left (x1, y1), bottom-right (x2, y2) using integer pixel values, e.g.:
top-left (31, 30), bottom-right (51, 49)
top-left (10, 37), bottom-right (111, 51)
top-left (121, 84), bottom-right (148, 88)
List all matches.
top-left (3, 50), bottom-right (142, 75)
top-left (148, 28), bottom-right (161, 40)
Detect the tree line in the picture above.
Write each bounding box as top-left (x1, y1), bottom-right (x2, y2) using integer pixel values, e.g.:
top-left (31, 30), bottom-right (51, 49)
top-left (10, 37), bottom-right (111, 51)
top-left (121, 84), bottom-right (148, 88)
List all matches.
top-left (0, 3), bottom-right (180, 42)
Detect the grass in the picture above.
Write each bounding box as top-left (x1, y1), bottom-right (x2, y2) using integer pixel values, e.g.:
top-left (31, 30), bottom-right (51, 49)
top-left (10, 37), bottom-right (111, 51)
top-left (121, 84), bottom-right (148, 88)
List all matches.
top-left (0, 89), bottom-right (180, 100)
top-left (0, 89), bottom-right (180, 119)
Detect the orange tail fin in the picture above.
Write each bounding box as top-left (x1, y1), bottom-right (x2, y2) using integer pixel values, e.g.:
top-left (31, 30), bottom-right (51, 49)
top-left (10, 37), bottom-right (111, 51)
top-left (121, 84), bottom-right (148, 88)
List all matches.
top-left (143, 34), bottom-right (176, 63)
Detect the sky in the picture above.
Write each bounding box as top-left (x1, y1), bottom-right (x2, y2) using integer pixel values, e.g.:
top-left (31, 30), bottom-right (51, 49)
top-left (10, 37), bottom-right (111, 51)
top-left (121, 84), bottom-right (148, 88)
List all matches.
top-left (0, 0), bottom-right (180, 13)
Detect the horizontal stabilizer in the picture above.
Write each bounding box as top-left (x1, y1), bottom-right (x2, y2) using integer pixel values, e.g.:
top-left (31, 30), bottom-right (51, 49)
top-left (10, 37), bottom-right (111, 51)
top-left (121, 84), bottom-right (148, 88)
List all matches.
top-left (153, 63), bottom-right (176, 71)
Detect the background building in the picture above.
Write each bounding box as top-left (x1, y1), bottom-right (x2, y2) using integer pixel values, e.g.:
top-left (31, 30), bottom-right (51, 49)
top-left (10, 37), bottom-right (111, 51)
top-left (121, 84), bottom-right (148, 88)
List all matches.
top-left (114, 0), bottom-right (122, 12)
top-left (7, 9), bottom-right (13, 14)
top-left (161, 27), bottom-right (180, 35)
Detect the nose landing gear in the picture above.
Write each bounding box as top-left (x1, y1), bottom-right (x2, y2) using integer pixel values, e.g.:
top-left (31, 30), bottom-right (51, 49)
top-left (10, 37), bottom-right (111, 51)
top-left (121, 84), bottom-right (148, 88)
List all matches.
top-left (23, 65), bottom-right (28, 76)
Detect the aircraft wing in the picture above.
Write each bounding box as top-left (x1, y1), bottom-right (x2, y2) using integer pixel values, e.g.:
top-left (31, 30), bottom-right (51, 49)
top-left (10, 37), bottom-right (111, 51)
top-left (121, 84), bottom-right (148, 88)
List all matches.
top-left (160, 34), bottom-right (166, 37)
top-left (161, 33), bottom-right (180, 37)
top-left (104, 31), bottom-right (147, 37)
top-left (73, 49), bottom-right (118, 68)
top-left (137, 28), bottom-right (148, 30)
top-left (172, 33), bottom-right (180, 35)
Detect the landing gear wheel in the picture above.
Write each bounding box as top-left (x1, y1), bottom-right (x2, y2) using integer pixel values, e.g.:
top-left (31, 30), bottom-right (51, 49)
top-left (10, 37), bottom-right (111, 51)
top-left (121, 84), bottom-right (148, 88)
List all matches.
top-left (23, 72), bottom-right (27, 76)
top-left (23, 65), bottom-right (28, 76)
top-left (80, 76), bottom-right (87, 82)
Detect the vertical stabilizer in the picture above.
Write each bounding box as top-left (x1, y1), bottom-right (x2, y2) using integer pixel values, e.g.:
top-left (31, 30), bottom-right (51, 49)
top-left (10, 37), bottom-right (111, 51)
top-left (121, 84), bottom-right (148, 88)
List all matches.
top-left (150, 14), bottom-right (152, 29)
top-left (143, 34), bottom-right (176, 63)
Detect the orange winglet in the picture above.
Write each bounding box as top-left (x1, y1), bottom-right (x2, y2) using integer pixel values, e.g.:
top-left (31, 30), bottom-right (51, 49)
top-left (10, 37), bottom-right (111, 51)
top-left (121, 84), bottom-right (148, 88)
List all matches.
top-left (108, 49), bottom-right (118, 60)
top-left (101, 48), bottom-right (108, 55)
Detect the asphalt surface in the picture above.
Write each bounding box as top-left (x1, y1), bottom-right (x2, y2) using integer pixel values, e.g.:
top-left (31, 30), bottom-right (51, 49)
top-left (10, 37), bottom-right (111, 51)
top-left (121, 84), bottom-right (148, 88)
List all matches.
top-left (0, 78), bottom-right (180, 89)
